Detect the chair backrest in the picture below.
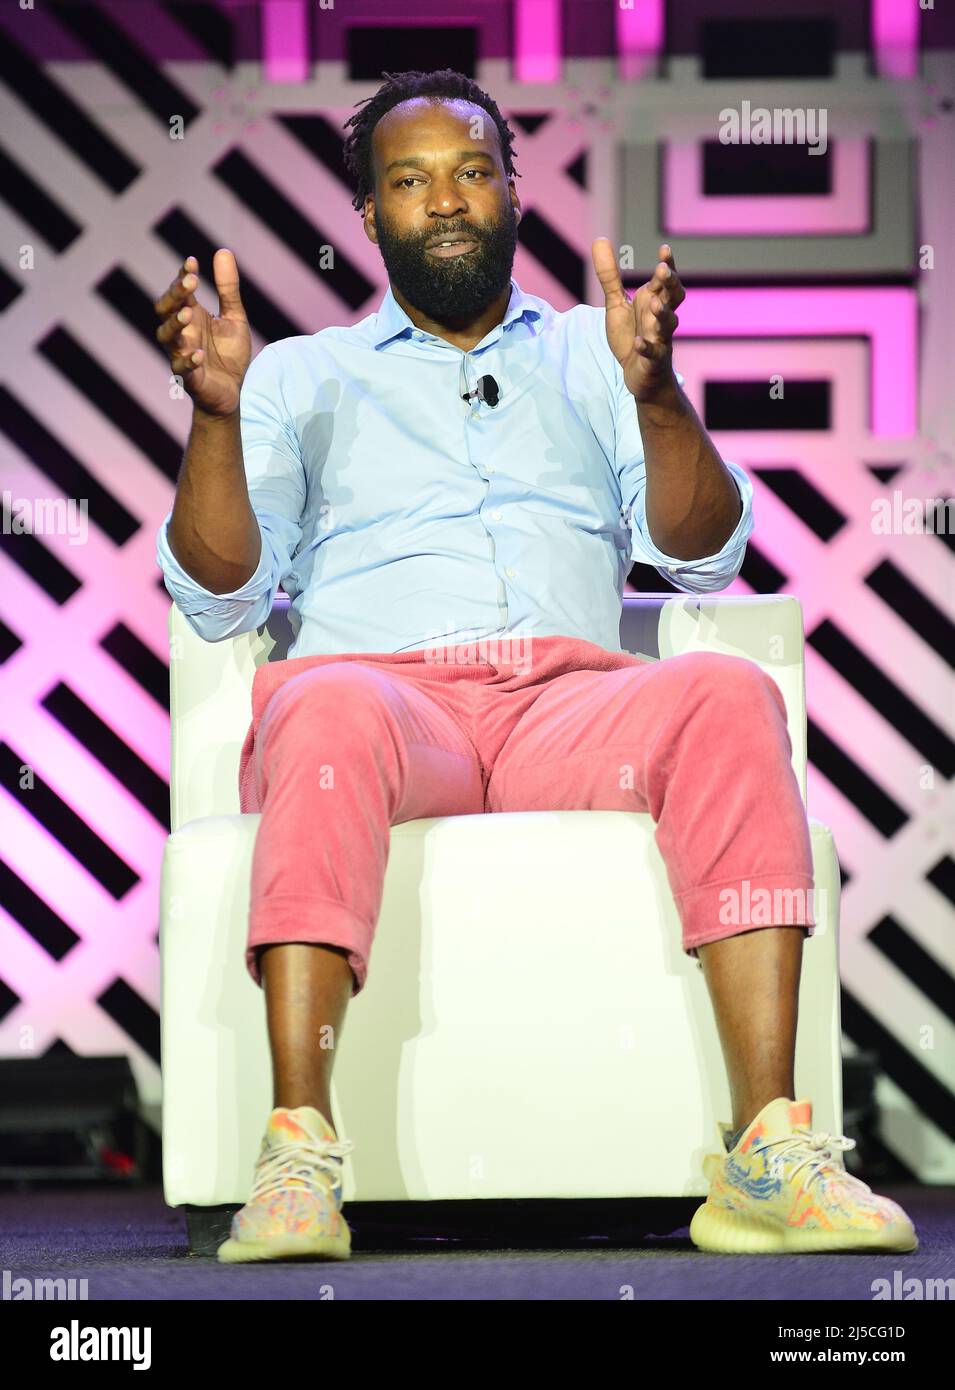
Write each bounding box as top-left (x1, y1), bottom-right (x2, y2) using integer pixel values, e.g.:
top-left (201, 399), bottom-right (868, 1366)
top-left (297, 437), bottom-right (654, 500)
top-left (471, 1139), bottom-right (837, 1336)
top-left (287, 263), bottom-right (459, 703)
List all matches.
top-left (168, 594), bottom-right (806, 830)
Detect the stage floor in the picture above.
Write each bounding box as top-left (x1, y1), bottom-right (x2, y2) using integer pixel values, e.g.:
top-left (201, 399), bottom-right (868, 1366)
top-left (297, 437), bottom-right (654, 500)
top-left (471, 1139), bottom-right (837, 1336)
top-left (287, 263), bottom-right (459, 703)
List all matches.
top-left (1, 1184), bottom-right (952, 1300)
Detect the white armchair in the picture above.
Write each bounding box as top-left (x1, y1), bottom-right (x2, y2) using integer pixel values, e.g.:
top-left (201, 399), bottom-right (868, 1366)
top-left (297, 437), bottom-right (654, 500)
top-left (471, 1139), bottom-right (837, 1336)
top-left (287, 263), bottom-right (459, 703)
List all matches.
top-left (160, 594), bottom-right (842, 1249)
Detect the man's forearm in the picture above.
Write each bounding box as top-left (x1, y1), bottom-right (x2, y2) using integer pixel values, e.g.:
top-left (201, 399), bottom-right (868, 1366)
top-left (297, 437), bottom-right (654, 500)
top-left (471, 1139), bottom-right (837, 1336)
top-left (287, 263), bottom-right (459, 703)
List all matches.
top-left (635, 375), bottom-right (741, 561)
top-left (167, 408), bottom-right (262, 594)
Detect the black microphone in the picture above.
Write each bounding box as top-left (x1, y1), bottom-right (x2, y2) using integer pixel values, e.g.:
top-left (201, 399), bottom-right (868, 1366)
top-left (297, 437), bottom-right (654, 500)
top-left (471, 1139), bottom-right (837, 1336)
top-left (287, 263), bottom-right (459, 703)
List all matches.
top-left (461, 374), bottom-right (500, 408)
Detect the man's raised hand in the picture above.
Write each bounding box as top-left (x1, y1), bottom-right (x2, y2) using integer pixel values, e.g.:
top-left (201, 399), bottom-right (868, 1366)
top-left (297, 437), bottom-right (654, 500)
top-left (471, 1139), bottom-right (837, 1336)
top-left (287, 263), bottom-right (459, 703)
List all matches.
top-left (153, 249), bottom-right (251, 418)
top-left (591, 239), bottom-right (686, 402)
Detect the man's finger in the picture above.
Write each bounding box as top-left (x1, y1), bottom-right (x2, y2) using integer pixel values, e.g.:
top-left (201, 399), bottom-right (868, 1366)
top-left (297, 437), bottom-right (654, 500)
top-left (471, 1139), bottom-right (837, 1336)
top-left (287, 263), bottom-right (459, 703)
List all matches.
top-left (153, 264), bottom-right (196, 320)
top-left (653, 306), bottom-right (679, 338)
top-left (649, 269), bottom-right (686, 314)
top-left (633, 336), bottom-right (664, 361)
top-left (646, 260), bottom-right (673, 296)
top-left (212, 248), bottom-right (244, 319)
top-left (659, 245), bottom-right (685, 309)
top-left (592, 237), bottom-right (631, 309)
top-left (646, 244), bottom-right (678, 291)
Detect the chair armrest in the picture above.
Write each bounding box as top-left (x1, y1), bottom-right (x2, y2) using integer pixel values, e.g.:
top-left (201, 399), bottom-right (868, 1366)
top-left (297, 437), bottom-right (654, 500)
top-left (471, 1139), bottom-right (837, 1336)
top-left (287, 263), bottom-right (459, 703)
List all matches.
top-left (168, 601), bottom-right (290, 831)
top-left (655, 594), bottom-right (807, 803)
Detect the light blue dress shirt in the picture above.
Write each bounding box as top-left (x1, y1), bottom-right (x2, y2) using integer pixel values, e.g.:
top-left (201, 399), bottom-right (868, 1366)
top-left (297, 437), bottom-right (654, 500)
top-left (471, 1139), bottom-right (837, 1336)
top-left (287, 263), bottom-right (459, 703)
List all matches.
top-left (155, 276), bottom-right (754, 658)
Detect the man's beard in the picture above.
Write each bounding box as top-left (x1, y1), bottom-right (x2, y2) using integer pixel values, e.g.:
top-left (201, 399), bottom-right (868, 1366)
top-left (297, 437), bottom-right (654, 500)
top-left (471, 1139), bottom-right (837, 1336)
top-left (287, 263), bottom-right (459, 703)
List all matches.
top-left (374, 204), bottom-right (519, 324)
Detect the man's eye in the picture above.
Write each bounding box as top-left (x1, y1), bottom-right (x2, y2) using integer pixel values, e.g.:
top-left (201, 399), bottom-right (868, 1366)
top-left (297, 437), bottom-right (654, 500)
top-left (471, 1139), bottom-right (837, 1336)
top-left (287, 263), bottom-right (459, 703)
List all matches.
top-left (396, 170), bottom-right (485, 188)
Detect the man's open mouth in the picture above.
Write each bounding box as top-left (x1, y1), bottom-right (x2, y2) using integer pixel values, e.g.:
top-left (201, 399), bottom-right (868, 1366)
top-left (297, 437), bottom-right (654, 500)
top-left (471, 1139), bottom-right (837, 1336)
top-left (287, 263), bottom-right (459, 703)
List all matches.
top-left (426, 239), bottom-right (479, 258)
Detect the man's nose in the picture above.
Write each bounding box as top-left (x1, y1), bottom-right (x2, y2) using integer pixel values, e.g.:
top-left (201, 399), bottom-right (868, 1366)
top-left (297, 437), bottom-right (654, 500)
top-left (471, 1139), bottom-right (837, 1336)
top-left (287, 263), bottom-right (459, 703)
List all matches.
top-left (427, 180), bottom-right (467, 217)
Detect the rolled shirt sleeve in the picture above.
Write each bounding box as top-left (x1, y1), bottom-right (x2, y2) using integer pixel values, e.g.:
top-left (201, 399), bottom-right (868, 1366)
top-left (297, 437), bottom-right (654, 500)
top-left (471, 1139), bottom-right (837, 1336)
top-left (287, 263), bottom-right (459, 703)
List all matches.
top-left (613, 361), bottom-right (754, 593)
top-left (154, 343), bottom-right (306, 641)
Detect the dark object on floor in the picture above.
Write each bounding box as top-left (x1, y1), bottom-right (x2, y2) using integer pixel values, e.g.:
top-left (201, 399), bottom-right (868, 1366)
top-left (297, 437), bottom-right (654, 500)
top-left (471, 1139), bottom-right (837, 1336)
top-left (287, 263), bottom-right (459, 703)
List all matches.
top-left (0, 1054), bottom-right (152, 1186)
top-left (842, 1051), bottom-right (909, 1184)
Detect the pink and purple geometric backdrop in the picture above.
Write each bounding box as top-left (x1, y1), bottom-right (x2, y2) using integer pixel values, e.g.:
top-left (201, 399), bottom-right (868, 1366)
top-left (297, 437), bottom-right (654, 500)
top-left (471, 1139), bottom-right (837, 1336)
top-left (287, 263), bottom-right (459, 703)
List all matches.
top-left (0, 0), bottom-right (953, 1178)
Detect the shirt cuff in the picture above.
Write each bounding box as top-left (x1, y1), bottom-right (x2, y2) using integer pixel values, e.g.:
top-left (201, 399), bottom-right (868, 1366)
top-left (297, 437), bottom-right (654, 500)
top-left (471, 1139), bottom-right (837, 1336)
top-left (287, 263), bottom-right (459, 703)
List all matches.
top-left (632, 461), bottom-right (753, 585)
top-left (155, 512), bottom-right (272, 614)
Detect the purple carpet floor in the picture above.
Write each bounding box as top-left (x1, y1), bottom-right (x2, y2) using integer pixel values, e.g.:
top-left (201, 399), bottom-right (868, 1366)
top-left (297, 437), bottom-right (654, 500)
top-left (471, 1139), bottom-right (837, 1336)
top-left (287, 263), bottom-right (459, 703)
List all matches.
top-left (1, 1184), bottom-right (952, 1300)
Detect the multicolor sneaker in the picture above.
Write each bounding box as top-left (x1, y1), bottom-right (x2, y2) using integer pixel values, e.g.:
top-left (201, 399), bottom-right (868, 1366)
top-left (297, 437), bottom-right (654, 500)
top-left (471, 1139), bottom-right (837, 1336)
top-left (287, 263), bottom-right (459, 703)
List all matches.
top-left (689, 1096), bottom-right (918, 1254)
top-left (217, 1106), bottom-right (354, 1263)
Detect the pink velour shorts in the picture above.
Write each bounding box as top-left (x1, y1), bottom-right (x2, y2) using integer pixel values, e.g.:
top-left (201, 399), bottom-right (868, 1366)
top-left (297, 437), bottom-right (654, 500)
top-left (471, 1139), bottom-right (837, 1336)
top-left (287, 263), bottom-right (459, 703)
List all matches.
top-left (236, 634), bottom-right (815, 995)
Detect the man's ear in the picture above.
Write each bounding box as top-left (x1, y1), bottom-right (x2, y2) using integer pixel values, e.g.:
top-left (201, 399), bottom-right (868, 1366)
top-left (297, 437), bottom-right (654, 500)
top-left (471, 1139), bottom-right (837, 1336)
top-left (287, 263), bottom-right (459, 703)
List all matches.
top-left (363, 198), bottom-right (378, 244)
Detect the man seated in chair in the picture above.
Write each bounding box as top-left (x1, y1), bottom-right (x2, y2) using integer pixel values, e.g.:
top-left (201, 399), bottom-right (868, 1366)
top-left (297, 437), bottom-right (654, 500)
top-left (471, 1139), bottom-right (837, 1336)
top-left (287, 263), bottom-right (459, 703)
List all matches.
top-left (153, 68), bottom-right (917, 1263)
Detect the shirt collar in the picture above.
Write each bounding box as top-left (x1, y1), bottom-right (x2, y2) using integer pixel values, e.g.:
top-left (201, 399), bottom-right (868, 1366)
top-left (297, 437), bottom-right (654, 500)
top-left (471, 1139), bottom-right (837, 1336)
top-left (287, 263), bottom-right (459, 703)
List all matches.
top-left (371, 276), bottom-right (541, 349)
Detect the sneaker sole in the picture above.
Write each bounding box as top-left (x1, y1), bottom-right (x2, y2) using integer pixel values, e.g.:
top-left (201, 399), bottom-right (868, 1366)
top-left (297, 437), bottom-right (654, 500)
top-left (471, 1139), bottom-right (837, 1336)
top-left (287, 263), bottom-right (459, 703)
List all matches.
top-left (689, 1202), bottom-right (918, 1254)
top-left (217, 1223), bottom-right (352, 1264)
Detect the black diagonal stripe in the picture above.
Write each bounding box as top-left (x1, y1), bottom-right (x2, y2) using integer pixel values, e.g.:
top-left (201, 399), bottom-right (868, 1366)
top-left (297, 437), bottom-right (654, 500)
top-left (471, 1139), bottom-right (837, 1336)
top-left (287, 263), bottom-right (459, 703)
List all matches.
top-left (164, 1), bottom-right (236, 69)
top-left (0, 143), bottom-right (82, 252)
top-left (517, 210), bottom-right (584, 301)
top-left (0, 978), bottom-right (20, 1026)
top-left (97, 977), bottom-right (160, 1065)
top-left (0, 857), bottom-right (80, 961)
top-left (0, 616), bottom-right (22, 665)
top-left (279, 114), bottom-right (352, 192)
top-left (866, 559), bottom-right (955, 670)
top-left (96, 265), bottom-right (172, 364)
top-left (35, 329), bottom-right (181, 483)
top-left (926, 855), bottom-right (955, 908)
top-left (40, 683), bottom-right (170, 831)
top-left (0, 742), bottom-right (139, 900)
top-left (213, 149), bottom-right (376, 311)
top-left (840, 985), bottom-right (955, 1142)
top-left (739, 540), bottom-right (787, 592)
top-left (0, 385), bottom-right (140, 543)
top-left (807, 716), bottom-right (908, 837)
top-left (100, 622), bottom-right (169, 712)
top-left (867, 915), bottom-right (955, 1025)
top-left (753, 467), bottom-right (847, 541)
top-left (0, 29), bottom-right (140, 194)
top-left (808, 618), bottom-right (955, 776)
top-left (50, 1), bottom-right (200, 129)
top-left (0, 260), bottom-right (22, 315)
top-left (153, 207), bottom-right (308, 343)
top-left (0, 528), bottom-right (81, 604)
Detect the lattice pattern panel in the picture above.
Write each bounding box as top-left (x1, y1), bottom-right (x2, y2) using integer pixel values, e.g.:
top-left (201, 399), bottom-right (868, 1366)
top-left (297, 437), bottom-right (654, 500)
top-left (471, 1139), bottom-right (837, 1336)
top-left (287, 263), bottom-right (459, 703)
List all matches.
top-left (0, 0), bottom-right (952, 1178)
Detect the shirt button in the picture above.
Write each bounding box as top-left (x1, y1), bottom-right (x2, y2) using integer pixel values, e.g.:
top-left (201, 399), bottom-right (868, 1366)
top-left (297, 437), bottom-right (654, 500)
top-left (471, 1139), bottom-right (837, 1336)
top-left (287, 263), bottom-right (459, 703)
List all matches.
top-left (491, 510), bottom-right (503, 521)
top-left (505, 566), bottom-right (516, 579)
top-left (487, 466), bottom-right (496, 474)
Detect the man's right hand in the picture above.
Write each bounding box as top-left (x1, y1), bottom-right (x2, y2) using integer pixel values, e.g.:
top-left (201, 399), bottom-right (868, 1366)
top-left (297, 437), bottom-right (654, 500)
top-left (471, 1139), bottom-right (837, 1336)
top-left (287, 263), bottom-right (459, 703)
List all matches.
top-left (154, 249), bottom-right (251, 419)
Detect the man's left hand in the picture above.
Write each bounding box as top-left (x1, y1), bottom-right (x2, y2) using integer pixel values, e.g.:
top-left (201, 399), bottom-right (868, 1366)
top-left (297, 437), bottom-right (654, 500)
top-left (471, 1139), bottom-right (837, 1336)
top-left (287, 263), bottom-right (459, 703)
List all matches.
top-left (592, 239), bottom-right (686, 403)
